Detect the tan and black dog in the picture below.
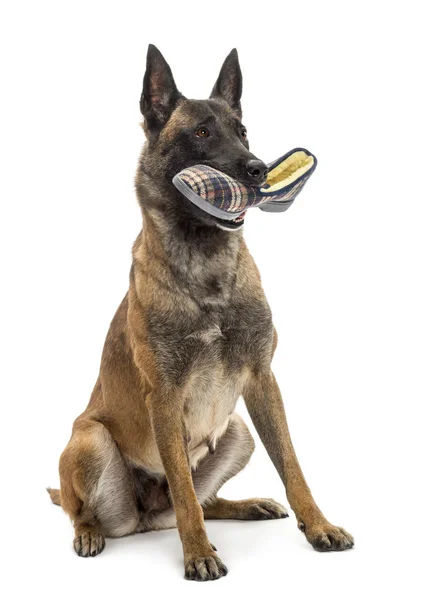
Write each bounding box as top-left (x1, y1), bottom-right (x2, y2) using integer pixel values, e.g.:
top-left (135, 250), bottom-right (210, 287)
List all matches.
top-left (48, 44), bottom-right (354, 581)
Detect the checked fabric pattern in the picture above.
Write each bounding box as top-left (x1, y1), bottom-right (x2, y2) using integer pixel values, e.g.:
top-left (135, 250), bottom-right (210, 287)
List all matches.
top-left (176, 161), bottom-right (314, 215)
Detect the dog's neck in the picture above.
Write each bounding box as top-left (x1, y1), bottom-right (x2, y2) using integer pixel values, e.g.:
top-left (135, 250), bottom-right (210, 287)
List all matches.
top-left (137, 202), bottom-right (243, 305)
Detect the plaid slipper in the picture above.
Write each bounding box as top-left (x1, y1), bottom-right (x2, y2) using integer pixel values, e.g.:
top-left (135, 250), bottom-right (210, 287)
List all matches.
top-left (172, 148), bottom-right (317, 221)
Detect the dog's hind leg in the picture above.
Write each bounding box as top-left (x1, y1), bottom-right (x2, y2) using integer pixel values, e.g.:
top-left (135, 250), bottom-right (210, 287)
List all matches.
top-left (198, 413), bottom-right (288, 521)
top-left (58, 418), bottom-right (139, 557)
top-left (146, 413), bottom-right (287, 531)
top-left (203, 497), bottom-right (288, 520)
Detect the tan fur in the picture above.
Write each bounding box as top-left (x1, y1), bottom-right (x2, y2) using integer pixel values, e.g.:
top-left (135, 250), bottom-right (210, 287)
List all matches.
top-left (50, 46), bottom-right (353, 579)
top-left (54, 217), bottom-right (352, 570)
top-left (47, 487), bottom-right (61, 506)
top-left (55, 217), bottom-right (259, 558)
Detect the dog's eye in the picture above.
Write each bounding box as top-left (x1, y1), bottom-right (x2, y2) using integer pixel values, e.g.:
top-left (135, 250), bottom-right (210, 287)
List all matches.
top-left (196, 127), bottom-right (210, 138)
top-left (241, 128), bottom-right (247, 139)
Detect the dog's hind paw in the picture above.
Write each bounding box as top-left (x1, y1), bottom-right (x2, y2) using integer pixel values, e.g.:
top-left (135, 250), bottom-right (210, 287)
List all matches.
top-left (243, 498), bottom-right (289, 520)
top-left (73, 531), bottom-right (106, 557)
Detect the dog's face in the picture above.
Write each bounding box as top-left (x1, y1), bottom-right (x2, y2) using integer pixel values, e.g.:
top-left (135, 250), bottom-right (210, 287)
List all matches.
top-left (138, 45), bottom-right (268, 231)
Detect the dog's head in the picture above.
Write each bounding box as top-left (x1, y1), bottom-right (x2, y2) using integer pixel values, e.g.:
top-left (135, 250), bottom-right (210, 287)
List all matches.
top-left (137, 45), bottom-right (268, 231)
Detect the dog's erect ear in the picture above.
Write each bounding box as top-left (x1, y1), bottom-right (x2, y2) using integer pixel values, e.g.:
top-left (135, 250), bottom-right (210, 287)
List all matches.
top-left (210, 49), bottom-right (243, 118)
top-left (140, 44), bottom-right (183, 132)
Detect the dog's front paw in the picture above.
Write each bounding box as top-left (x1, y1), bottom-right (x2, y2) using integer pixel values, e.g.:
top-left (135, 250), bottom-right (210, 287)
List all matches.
top-left (299, 520), bottom-right (354, 552)
top-left (185, 555), bottom-right (228, 581)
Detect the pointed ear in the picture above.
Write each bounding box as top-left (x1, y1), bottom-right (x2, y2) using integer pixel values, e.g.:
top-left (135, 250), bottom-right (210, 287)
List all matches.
top-left (210, 49), bottom-right (243, 117)
top-left (140, 44), bottom-right (183, 133)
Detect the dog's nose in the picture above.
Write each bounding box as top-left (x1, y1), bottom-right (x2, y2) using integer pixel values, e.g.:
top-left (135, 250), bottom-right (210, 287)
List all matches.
top-left (246, 159), bottom-right (268, 184)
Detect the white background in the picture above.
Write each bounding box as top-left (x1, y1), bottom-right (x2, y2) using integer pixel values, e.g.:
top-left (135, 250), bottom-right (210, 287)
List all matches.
top-left (1, 1), bottom-right (424, 598)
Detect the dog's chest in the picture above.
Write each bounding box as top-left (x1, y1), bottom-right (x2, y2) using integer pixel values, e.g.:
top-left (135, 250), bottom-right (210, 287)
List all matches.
top-left (146, 278), bottom-right (273, 470)
top-left (184, 360), bottom-right (247, 467)
top-left (150, 291), bottom-right (273, 379)
top-left (179, 306), bottom-right (271, 466)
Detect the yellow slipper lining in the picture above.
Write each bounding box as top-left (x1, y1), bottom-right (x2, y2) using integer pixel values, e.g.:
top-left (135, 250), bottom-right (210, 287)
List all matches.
top-left (262, 151), bottom-right (314, 193)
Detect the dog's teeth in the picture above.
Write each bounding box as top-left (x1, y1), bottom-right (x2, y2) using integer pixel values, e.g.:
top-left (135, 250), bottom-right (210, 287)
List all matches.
top-left (233, 211), bottom-right (246, 223)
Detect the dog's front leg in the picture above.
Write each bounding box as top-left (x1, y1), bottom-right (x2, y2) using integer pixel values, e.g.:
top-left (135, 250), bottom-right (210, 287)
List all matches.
top-left (146, 389), bottom-right (228, 581)
top-left (243, 370), bottom-right (354, 552)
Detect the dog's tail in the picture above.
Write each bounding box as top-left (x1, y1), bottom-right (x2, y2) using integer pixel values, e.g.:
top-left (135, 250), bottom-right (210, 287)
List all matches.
top-left (47, 487), bottom-right (61, 506)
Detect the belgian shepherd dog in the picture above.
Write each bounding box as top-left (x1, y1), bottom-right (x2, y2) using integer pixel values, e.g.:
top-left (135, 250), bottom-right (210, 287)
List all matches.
top-left (48, 44), bottom-right (353, 581)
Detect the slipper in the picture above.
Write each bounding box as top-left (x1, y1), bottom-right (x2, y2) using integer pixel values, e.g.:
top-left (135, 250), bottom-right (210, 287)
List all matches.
top-left (172, 148), bottom-right (317, 221)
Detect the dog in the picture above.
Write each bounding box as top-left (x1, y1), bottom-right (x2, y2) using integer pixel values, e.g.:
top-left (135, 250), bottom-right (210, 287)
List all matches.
top-left (48, 44), bottom-right (354, 581)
